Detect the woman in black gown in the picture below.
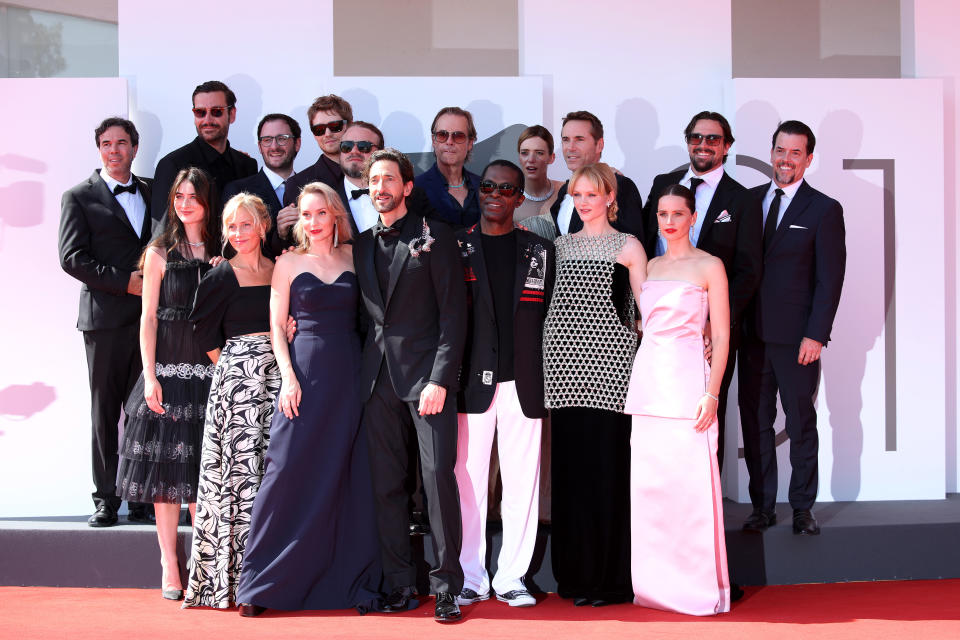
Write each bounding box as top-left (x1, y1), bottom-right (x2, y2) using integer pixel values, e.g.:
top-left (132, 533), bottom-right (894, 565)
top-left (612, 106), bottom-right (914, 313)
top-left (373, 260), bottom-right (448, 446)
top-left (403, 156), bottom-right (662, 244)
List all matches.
top-left (236, 182), bottom-right (382, 616)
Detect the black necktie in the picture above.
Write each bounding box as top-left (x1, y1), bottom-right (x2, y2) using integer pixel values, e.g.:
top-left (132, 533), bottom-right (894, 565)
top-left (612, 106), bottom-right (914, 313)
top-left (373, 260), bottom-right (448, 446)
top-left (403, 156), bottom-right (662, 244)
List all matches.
top-left (351, 188), bottom-right (369, 200)
top-left (113, 183), bottom-right (137, 196)
top-left (689, 177), bottom-right (704, 195)
top-left (763, 188), bottom-right (784, 250)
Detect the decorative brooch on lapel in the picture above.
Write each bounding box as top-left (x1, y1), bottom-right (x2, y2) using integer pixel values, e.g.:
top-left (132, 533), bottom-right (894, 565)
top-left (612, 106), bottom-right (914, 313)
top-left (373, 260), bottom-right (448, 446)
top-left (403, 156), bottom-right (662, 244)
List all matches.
top-left (408, 219), bottom-right (435, 257)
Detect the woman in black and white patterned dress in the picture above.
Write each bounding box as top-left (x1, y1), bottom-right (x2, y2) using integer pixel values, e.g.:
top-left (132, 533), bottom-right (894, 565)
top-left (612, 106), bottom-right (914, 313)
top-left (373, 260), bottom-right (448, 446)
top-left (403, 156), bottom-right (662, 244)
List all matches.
top-left (183, 193), bottom-right (278, 609)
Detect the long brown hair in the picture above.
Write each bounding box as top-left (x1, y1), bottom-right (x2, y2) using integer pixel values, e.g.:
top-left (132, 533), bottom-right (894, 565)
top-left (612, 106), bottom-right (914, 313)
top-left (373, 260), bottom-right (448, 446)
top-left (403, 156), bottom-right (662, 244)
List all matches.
top-left (140, 167), bottom-right (220, 268)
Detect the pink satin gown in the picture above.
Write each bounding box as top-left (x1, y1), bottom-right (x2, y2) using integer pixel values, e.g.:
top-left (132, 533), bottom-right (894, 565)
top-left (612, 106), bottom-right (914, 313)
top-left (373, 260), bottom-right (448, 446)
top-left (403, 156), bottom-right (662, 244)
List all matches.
top-left (624, 280), bottom-right (730, 616)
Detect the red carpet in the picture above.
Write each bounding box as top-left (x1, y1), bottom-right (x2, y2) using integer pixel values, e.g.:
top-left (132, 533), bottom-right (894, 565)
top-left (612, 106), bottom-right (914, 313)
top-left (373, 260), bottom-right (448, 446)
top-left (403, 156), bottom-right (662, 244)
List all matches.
top-left (3, 581), bottom-right (960, 639)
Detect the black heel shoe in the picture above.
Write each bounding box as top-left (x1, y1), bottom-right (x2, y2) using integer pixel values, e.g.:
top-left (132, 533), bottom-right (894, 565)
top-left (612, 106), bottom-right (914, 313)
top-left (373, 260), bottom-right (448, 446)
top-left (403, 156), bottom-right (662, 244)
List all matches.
top-left (239, 603), bottom-right (266, 617)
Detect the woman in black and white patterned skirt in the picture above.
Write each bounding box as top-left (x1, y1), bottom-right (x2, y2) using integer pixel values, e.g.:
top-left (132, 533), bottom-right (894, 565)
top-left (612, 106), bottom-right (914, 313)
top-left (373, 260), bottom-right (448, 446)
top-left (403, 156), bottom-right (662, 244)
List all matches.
top-left (182, 193), bottom-right (278, 609)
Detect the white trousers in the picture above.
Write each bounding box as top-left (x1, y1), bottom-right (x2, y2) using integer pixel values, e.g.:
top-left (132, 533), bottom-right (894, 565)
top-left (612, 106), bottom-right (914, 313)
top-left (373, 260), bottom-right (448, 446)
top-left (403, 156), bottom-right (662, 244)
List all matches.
top-left (455, 380), bottom-right (541, 594)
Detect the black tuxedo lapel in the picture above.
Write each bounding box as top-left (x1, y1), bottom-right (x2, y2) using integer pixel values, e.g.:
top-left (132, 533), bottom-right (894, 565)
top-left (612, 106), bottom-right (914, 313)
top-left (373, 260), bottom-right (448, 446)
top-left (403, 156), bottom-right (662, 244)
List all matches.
top-left (134, 176), bottom-right (154, 241)
top-left (257, 170), bottom-right (283, 213)
top-left (696, 172), bottom-right (730, 247)
top-left (385, 216), bottom-right (419, 308)
top-left (91, 171), bottom-right (140, 238)
top-left (356, 231), bottom-right (385, 312)
top-left (549, 181), bottom-right (568, 235)
top-left (767, 180), bottom-right (813, 254)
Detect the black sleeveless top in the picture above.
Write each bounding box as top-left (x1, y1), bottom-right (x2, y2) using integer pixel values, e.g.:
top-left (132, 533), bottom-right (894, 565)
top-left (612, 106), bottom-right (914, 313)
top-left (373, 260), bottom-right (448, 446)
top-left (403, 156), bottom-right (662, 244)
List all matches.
top-left (189, 261), bottom-right (271, 353)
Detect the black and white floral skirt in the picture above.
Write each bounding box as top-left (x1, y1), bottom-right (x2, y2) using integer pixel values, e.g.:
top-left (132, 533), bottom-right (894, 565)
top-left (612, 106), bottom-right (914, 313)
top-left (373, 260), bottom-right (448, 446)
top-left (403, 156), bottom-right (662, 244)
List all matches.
top-left (183, 334), bottom-right (280, 609)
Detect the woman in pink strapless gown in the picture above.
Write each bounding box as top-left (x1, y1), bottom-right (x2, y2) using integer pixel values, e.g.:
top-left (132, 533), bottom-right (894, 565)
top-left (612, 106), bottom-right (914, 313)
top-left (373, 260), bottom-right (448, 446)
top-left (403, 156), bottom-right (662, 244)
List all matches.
top-left (624, 184), bottom-right (731, 616)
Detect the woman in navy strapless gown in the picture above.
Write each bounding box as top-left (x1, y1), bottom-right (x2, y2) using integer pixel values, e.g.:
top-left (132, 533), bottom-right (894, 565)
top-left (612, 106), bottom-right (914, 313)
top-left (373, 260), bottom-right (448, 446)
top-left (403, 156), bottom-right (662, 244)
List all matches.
top-left (236, 182), bottom-right (382, 615)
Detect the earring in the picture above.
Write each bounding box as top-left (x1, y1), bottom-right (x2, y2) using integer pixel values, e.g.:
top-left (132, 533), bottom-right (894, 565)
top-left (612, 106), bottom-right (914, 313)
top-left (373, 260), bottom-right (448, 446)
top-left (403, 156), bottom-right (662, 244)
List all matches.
top-left (333, 220), bottom-right (339, 248)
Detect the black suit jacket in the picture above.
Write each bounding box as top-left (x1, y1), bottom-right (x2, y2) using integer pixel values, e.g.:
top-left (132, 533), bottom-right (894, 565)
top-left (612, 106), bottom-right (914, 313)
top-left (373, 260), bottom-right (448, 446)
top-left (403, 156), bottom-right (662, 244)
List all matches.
top-left (549, 173), bottom-right (644, 238)
top-left (456, 226), bottom-right (555, 419)
top-left (749, 180), bottom-right (846, 345)
top-left (281, 154), bottom-right (342, 207)
top-left (642, 168), bottom-right (763, 326)
top-left (151, 137), bottom-right (258, 224)
top-left (59, 170), bottom-right (159, 331)
top-left (221, 169), bottom-right (285, 258)
top-left (354, 210), bottom-right (467, 402)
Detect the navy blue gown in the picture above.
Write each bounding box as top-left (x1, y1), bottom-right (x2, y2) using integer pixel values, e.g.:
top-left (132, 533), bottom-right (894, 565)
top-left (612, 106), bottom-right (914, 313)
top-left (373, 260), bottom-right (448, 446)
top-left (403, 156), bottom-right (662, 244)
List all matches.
top-left (236, 271), bottom-right (382, 611)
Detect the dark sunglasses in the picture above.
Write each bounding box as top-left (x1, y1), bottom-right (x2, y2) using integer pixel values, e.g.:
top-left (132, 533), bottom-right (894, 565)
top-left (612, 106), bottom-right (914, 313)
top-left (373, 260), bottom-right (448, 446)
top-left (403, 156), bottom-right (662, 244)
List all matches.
top-left (479, 180), bottom-right (519, 197)
top-left (192, 106), bottom-right (230, 118)
top-left (686, 133), bottom-right (724, 146)
top-left (340, 140), bottom-right (377, 153)
top-left (433, 129), bottom-right (469, 144)
top-left (311, 119), bottom-right (348, 136)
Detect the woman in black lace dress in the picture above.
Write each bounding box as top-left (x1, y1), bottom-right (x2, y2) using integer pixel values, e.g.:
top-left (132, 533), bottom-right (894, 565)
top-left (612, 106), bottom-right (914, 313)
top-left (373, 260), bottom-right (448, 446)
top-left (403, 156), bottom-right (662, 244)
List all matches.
top-left (116, 167), bottom-right (219, 600)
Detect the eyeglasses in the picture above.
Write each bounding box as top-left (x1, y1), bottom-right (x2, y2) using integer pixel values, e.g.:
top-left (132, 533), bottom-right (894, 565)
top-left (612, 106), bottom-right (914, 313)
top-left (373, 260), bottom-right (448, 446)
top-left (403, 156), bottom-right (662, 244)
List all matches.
top-left (259, 134), bottom-right (295, 147)
top-left (433, 130), bottom-right (469, 144)
top-left (686, 133), bottom-right (724, 146)
top-left (192, 106), bottom-right (230, 118)
top-left (479, 180), bottom-right (519, 197)
top-left (310, 119), bottom-right (348, 136)
top-left (340, 140), bottom-right (377, 153)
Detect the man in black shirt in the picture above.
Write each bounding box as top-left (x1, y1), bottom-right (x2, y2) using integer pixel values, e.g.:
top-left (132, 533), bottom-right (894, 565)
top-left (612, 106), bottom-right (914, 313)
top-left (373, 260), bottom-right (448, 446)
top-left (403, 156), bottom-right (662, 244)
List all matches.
top-left (454, 161), bottom-right (554, 609)
top-left (151, 80), bottom-right (257, 225)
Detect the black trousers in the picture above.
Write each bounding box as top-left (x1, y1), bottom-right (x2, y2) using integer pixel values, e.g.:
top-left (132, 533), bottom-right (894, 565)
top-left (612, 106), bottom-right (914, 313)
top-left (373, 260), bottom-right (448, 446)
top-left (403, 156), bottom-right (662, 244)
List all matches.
top-left (82, 326), bottom-right (141, 511)
top-left (363, 365), bottom-right (463, 594)
top-left (715, 329), bottom-right (740, 473)
top-left (738, 335), bottom-right (821, 512)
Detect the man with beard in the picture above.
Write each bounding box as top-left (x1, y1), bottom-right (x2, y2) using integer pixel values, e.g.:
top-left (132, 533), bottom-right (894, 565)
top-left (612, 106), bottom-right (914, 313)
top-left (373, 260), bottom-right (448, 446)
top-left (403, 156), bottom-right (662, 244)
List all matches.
top-left (152, 80), bottom-right (257, 222)
top-left (335, 121), bottom-right (383, 235)
top-left (739, 120), bottom-right (846, 536)
top-left (221, 113), bottom-right (301, 257)
top-left (353, 148), bottom-right (466, 622)
top-left (640, 111), bottom-right (763, 470)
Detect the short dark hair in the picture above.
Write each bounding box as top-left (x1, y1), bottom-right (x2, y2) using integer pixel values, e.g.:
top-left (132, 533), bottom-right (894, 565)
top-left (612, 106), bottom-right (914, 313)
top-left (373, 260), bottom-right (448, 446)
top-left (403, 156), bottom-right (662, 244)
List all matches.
top-left (482, 159), bottom-right (525, 193)
top-left (658, 183), bottom-right (696, 214)
top-left (192, 80), bottom-right (237, 108)
top-left (95, 117), bottom-right (139, 147)
top-left (517, 125), bottom-right (554, 154)
top-left (562, 110), bottom-right (603, 141)
top-left (307, 94), bottom-right (353, 124)
top-left (772, 120), bottom-right (816, 155)
top-left (345, 120), bottom-right (385, 148)
top-left (684, 111), bottom-right (735, 145)
top-left (430, 106), bottom-right (478, 141)
top-left (363, 148), bottom-right (415, 185)
top-left (257, 113), bottom-right (301, 139)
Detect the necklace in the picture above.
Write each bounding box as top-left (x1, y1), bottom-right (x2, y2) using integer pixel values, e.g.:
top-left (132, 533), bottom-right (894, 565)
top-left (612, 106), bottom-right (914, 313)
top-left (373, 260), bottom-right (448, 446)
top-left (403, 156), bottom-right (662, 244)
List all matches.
top-left (523, 184), bottom-right (554, 202)
top-left (184, 240), bottom-right (204, 247)
top-left (447, 180), bottom-right (465, 189)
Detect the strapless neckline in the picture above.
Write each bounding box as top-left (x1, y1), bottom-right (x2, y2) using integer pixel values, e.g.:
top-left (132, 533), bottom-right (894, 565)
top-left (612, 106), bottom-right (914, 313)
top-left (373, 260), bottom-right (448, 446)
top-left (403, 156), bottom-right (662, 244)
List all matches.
top-left (292, 271), bottom-right (356, 287)
top-left (641, 279), bottom-right (704, 291)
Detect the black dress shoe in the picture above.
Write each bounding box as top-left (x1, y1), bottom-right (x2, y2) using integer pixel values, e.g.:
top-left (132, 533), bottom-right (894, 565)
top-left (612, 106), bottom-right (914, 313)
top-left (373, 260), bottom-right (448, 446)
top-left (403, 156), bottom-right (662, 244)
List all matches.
top-left (792, 509), bottom-right (820, 535)
top-left (383, 586), bottom-right (417, 613)
top-left (742, 509), bottom-right (776, 532)
top-left (88, 505), bottom-right (118, 527)
top-left (591, 599), bottom-right (611, 607)
top-left (434, 592), bottom-right (462, 623)
top-left (572, 597), bottom-right (591, 607)
top-left (730, 582), bottom-right (745, 602)
top-left (239, 603), bottom-right (266, 617)
top-left (128, 508), bottom-right (154, 524)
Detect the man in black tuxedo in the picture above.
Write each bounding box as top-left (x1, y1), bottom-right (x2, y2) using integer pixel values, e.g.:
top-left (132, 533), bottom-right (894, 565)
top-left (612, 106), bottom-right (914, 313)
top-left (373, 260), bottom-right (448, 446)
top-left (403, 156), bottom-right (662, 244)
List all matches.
top-left (739, 120), bottom-right (846, 536)
top-left (58, 117), bottom-right (161, 526)
top-left (281, 94), bottom-right (352, 208)
top-left (151, 80), bottom-right (257, 225)
top-left (454, 160), bottom-right (554, 609)
top-left (354, 149), bottom-right (466, 622)
top-left (641, 111), bottom-right (763, 469)
top-left (335, 121), bottom-right (384, 236)
top-left (548, 110), bottom-right (644, 238)
top-left (221, 113), bottom-right (302, 257)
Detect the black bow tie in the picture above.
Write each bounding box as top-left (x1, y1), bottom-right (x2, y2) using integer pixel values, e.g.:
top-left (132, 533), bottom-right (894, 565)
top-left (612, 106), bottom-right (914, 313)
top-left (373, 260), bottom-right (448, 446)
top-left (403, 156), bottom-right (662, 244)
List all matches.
top-left (351, 188), bottom-right (369, 200)
top-left (373, 221), bottom-right (400, 237)
top-left (113, 182), bottom-right (137, 196)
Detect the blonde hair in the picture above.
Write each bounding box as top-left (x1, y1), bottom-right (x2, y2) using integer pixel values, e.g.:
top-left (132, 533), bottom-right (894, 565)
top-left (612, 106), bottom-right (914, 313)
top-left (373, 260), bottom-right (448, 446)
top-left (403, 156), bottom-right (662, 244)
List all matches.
top-left (570, 162), bottom-right (618, 222)
top-left (292, 182), bottom-right (353, 250)
top-left (221, 193), bottom-right (271, 256)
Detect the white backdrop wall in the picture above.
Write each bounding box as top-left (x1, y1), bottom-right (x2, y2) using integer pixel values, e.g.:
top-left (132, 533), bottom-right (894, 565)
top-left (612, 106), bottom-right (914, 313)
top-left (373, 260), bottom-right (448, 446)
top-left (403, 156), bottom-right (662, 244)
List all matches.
top-left (0, 1), bottom-right (953, 516)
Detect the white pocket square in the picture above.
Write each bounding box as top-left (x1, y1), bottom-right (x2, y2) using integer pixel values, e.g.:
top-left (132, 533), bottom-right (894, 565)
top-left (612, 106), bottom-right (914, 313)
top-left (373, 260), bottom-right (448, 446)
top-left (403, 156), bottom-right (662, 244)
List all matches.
top-left (715, 210), bottom-right (732, 223)
top-left (789, 224), bottom-right (807, 229)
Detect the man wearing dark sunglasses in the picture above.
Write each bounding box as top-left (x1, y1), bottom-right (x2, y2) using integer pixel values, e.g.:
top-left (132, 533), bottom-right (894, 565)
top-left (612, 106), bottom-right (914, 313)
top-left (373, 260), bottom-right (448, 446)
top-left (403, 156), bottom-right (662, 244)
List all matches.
top-left (414, 106), bottom-right (481, 229)
top-left (221, 113), bottom-right (302, 257)
top-left (454, 160), bottom-right (554, 609)
top-left (151, 80), bottom-right (257, 226)
top-left (334, 121), bottom-right (384, 236)
top-left (281, 94), bottom-right (353, 210)
top-left (640, 111), bottom-right (763, 474)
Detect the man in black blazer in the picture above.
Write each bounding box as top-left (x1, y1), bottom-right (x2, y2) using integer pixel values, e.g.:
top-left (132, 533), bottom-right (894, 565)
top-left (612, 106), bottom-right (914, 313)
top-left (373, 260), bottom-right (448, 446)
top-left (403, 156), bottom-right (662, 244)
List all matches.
top-left (454, 161), bottom-right (554, 609)
top-left (354, 149), bottom-right (467, 622)
top-left (151, 80), bottom-right (257, 224)
top-left (739, 120), bottom-right (846, 536)
top-left (281, 94), bottom-right (352, 208)
top-left (641, 111), bottom-right (763, 469)
top-left (548, 110), bottom-right (644, 238)
top-left (221, 113), bottom-right (302, 257)
top-left (59, 117), bottom-right (161, 526)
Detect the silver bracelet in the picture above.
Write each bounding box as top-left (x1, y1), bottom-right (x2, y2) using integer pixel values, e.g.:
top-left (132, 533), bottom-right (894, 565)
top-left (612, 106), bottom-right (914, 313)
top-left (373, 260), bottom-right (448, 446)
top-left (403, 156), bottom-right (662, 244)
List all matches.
top-left (704, 392), bottom-right (719, 402)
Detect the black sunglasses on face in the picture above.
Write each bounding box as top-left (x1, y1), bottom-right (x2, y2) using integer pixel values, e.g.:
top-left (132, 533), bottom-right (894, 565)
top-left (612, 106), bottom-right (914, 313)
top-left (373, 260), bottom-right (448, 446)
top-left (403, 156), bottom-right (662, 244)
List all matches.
top-left (686, 133), bottom-right (724, 146)
top-left (192, 106), bottom-right (230, 118)
top-left (340, 140), bottom-right (376, 153)
top-left (433, 129), bottom-right (469, 144)
top-left (479, 180), bottom-right (519, 197)
top-left (311, 119), bottom-right (348, 136)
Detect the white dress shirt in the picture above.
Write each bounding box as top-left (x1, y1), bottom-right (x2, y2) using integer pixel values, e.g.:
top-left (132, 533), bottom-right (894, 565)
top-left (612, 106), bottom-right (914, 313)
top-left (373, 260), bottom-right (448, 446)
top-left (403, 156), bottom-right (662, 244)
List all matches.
top-left (761, 178), bottom-right (804, 230)
top-left (344, 176), bottom-right (379, 233)
top-left (556, 193), bottom-right (576, 235)
top-left (100, 170), bottom-right (145, 235)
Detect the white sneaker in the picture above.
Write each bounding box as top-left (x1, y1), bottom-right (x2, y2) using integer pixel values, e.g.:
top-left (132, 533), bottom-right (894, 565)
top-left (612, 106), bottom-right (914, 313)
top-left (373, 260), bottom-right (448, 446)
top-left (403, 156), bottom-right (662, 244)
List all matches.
top-left (496, 589), bottom-right (537, 607)
top-left (456, 587), bottom-right (490, 606)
